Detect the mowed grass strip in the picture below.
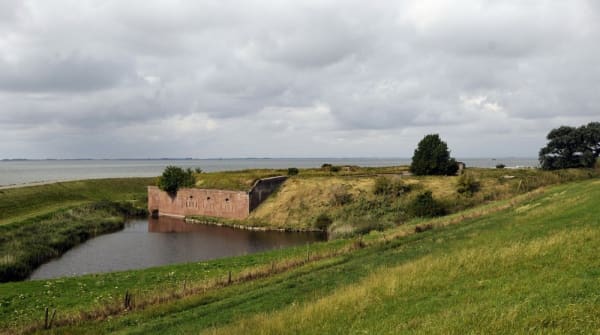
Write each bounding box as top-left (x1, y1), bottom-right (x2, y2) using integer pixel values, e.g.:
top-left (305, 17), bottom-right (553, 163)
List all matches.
top-left (41, 179), bottom-right (600, 334)
top-left (0, 178), bottom-right (154, 225)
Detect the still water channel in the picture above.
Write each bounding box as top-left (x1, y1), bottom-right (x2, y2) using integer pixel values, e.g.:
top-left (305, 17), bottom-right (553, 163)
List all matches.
top-left (29, 216), bottom-right (325, 280)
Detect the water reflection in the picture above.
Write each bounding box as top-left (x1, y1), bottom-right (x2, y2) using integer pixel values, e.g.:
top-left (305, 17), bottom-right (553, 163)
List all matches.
top-left (29, 217), bottom-right (325, 280)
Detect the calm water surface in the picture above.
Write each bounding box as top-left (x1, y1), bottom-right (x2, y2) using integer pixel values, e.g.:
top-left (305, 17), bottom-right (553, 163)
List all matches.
top-left (29, 216), bottom-right (325, 280)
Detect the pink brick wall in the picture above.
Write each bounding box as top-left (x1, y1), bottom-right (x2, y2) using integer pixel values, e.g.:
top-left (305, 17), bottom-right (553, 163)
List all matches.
top-left (148, 186), bottom-right (250, 220)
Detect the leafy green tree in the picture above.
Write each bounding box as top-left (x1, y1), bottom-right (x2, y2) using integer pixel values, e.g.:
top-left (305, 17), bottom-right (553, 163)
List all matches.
top-left (539, 122), bottom-right (600, 170)
top-left (157, 166), bottom-right (196, 196)
top-left (410, 134), bottom-right (458, 175)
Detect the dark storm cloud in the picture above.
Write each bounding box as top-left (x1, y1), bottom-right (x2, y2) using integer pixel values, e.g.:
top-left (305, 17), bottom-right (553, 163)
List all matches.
top-left (0, 0), bottom-right (599, 158)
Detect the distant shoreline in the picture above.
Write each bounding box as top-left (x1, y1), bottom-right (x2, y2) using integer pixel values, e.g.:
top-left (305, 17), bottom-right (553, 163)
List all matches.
top-left (1, 156), bottom-right (536, 161)
top-left (0, 158), bottom-right (539, 187)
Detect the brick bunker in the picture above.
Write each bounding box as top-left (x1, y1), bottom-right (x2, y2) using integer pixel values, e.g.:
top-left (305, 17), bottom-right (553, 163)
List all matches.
top-left (148, 176), bottom-right (287, 220)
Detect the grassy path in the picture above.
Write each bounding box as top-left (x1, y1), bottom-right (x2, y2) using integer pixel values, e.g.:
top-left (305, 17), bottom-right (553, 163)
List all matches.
top-left (31, 179), bottom-right (600, 334)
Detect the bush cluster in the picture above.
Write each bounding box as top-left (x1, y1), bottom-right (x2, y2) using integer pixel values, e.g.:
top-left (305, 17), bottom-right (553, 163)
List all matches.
top-left (373, 176), bottom-right (411, 197)
top-left (158, 166), bottom-right (196, 196)
top-left (329, 185), bottom-right (353, 206)
top-left (321, 163), bottom-right (341, 172)
top-left (456, 173), bottom-right (480, 197)
top-left (287, 167), bottom-right (299, 176)
top-left (314, 213), bottom-right (333, 230)
top-left (408, 191), bottom-right (446, 217)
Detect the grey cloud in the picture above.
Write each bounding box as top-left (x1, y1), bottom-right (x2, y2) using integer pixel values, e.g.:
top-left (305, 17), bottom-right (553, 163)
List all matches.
top-left (0, 0), bottom-right (599, 159)
top-left (0, 54), bottom-right (132, 92)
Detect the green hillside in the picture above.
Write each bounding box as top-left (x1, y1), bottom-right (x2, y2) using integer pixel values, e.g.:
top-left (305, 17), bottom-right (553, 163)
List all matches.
top-left (0, 178), bottom-right (153, 225)
top-left (3, 178), bottom-right (596, 334)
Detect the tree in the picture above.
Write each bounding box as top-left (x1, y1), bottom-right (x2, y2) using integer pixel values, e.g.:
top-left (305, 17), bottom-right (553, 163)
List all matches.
top-left (410, 134), bottom-right (458, 175)
top-left (539, 122), bottom-right (600, 170)
top-left (157, 166), bottom-right (196, 196)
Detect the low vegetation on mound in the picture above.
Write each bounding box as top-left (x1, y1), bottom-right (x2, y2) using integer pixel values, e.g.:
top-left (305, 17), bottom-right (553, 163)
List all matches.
top-left (193, 169), bottom-right (285, 191)
top-left (191, 166), bottom-right (409, 191)
top-left (1, 179), bottom-right (597, 334)
top-left (244, 167), bottom-right (598, 236)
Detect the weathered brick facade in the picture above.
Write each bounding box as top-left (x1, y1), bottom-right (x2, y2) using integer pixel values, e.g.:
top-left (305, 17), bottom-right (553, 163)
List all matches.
top-left (148, 186), bottom-right (250, 219)
top-left (148, 176), bottom-right (286, 220)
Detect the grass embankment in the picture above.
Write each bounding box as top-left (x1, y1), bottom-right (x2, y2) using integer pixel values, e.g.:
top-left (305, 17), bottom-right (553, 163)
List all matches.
top-left (1, 178), bottom-right (598, 334)
top-left (0, 202), bottom-right (145, 282)
top-left (245, 167), bottom-right (597, 235)
top-left (211, 179), bottom-right (600, 334)
top-left (0, 178), bottom-right (153, 282)
top-left (0, 178), bottom-right (153, 225)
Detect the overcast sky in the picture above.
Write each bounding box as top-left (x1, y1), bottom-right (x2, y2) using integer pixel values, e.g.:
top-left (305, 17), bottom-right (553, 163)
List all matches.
top-left (1, 0), bottom-right (598, 159)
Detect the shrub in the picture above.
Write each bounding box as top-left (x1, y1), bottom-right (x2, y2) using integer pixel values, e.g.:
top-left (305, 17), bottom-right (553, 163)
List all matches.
top-left (456, 173), bottom-right (480, 197)
top-left (408, 191), bottom-right (445, 217)
top-left (321, 163), bottom-right (332, 169)
top-left (410, 134), bottom-right (459, 175)
top-left (496, 164), bottom-right (506, 169)
top-left (157, 166), bottom-right (196, 196)
top-left (194, 167), bottom-right (203, 173)
top-left (287, 167), bottom-right (299, 176)
top-left (330, 185), bottom-right (353, 206)
top-left (373, 176), bottom-right (411, 196)
top-left (330, 165), bottom-right (341, 173)
top-left (314, 213), bottom-right (333, 230)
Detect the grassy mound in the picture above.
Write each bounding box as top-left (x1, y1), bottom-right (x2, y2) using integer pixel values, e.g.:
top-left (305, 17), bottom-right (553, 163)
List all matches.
top-left (192, 166), bottom-right (409, 191)
top-left (247, 167), bottom-right (597, 235)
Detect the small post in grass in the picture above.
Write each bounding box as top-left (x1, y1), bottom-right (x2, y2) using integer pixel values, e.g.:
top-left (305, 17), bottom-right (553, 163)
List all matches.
top-left (124, 290), bottom-right (132, 310)
top-left (49, 309), bottom-right (56, 329)
top-left (306, 243), bottom-right (310, 262)
top-left (43, 307), bottom-right (56, 330)
top-left (44, 307), bottom-right (48, 329)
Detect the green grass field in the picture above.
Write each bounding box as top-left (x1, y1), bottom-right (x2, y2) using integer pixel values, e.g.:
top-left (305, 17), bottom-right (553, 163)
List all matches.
top-left (1, 178), bottom-right (598, 334)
